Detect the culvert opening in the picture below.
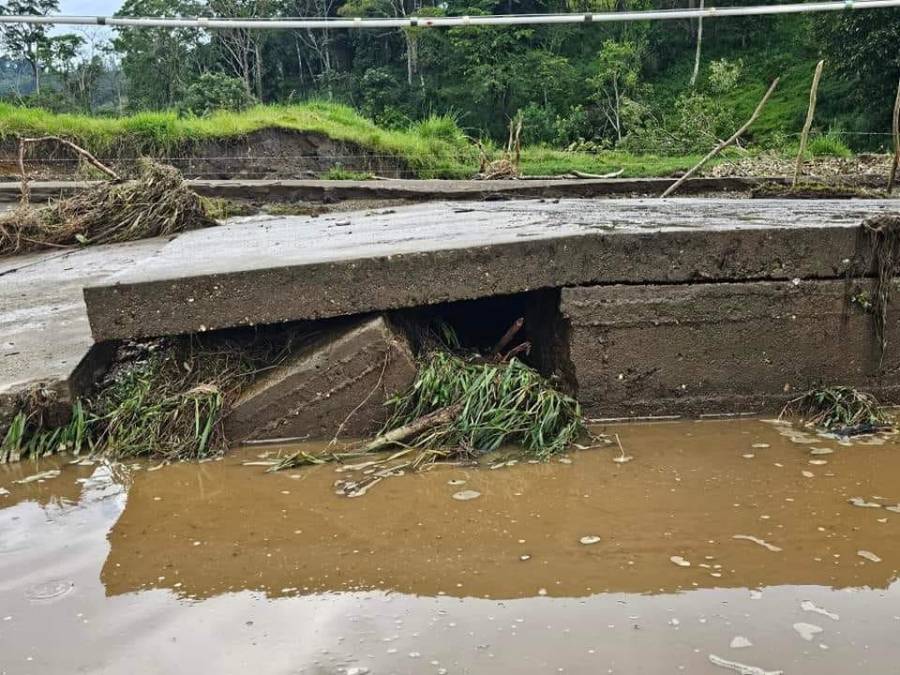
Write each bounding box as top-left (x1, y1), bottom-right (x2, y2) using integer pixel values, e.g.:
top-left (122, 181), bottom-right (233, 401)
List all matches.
top-left (391, 288), bottom-right (575, 392)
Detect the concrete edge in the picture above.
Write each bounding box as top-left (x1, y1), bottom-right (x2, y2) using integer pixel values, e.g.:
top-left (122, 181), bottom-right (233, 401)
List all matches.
top-left (0, 176), bottom-right (785, 204)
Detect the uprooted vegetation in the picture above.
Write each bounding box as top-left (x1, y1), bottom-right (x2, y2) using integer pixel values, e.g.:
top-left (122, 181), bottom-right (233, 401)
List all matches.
top-left (1, 315), bottom-right (589, 473)
top-left (1, 337), bottom-right (284, 464)
top-left (781, 386), bottom-right (894, 435)
top-left (0, 160), bottom-right (215, 257)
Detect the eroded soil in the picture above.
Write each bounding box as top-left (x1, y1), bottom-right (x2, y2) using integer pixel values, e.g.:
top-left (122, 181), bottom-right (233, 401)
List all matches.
top-left (1, 419), bottom-right (899, 674)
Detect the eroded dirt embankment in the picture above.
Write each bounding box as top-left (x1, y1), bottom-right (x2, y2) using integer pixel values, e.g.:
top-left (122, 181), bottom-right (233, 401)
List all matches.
top-left (0, 127), bottom-right (412, 180)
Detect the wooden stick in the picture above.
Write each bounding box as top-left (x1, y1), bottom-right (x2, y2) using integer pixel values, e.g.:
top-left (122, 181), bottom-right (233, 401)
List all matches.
top-left (18, 135), bottom-right (120, 182)
top-left (888, 77), bottom-right (900, 193)
top-left (662, 77), bottom-right (780, 198)
top-left (792, 60), bottom-right (824, 189)
top-left (17, 138), bottom-right (30, 205)
top-left (359, 403), bottom-right (462, 454)
top-left (492, 317), bottom-right (524, 355)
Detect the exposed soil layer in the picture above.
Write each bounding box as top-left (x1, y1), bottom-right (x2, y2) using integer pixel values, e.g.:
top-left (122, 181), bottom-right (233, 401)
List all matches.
top-left (0, 128), bottom-right (411, 180)
top-left (2, 420), bottom-right (900, 673)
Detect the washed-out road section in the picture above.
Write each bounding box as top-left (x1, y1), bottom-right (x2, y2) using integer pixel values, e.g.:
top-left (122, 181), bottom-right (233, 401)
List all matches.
top-left (84, 198), bottom-right (896, 341)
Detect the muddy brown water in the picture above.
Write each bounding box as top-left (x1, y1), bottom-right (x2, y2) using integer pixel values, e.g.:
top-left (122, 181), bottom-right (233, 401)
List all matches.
top-left (1, 419), bottom-right (900, 674)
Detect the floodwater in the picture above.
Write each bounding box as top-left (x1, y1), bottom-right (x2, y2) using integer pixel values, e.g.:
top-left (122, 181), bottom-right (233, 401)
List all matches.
top-left (1, 420), bottom-right (899, 674)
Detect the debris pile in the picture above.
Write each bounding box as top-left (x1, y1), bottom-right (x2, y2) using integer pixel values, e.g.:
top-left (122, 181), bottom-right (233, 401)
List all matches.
top-left (780, 386), bottom-right (893, 435)
top-left (1, 337), bottom-right (283, 463)
top-left (0, 159), bottom-right (215, 257)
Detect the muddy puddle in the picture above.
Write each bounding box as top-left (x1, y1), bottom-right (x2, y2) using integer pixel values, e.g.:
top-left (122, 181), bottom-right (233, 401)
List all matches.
top-left (1, 419), bottom-right (900, 674)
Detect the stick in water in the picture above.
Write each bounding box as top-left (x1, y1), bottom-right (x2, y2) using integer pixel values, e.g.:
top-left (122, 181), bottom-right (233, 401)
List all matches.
top-left (662, 77), bottom-right (780, 198)
top-left (792, 60), bottom-right (824, 189)
top-left (359, 403), bottom-right (462, 454)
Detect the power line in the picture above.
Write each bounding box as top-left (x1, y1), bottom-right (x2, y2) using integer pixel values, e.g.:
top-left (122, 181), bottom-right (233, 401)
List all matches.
top-left (0, 0), bottom-right (898, 31)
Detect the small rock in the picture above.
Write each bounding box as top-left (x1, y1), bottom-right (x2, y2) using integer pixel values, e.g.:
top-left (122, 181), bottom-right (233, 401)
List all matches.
top-left (519, 554), bottom-right (531, 561)
top-left (613, 455), bottom-right (634, 463)
top-left (447, 479), bottom-right (466, 486)
top-left (808, 459), bottom-right (828, 466)
top-left (730, 636), bottom-right (753, 649)
top-left (670, 555), bottom-right (691, 567)
top-left (742, 454), bottom-right (755, 459)
top-left (801, 470), bottom-right (815, 478)
top-left (751, 443), bottom-right (770, 449)
top-left (579, 536), bottom-right (601, 545)
top-left (452, 490), bottom-right (481, 501)
top-left (809, 447), bottom-right (834, 455)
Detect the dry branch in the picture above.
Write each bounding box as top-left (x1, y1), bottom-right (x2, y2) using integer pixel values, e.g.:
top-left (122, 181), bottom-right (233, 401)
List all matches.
top-left (793, 60), bottom-right (824, 189)
top-left (889, 77), bottom-right (900, 193)
top-left (358, 403), bottom-right (462, 454)
top-left (662, 77), bottom-right (780, 198)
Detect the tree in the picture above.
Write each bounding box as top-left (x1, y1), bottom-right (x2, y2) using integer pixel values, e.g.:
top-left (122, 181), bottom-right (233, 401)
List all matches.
top-left (113, 0), bottom-right (209, 109)
top-left (207, 0), bottom-right (270, 100)
top-left (180, 72), bottom-right (256, 115)
top-left (0, 0), bottom-right (59, 94)
top-left (814, 10), bottom-right (900, 118)
top-left (588, 39), bottom-right (645, 143)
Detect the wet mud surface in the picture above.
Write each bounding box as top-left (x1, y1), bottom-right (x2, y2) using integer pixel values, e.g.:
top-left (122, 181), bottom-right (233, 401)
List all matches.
top-left (1, 419), bottom-right (900, 674)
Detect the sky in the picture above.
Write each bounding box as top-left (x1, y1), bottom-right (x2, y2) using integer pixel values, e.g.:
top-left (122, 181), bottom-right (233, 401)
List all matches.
top-left (58, 0), bottom-right (125, 16)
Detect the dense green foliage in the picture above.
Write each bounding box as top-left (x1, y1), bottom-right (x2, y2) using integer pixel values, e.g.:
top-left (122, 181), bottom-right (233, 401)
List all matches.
top-left (0, 0), bottom-right (898, 153)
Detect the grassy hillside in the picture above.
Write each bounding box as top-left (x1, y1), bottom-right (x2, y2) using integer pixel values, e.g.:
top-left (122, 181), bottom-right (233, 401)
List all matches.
top-left (644, 25), bottom-right (868, 151)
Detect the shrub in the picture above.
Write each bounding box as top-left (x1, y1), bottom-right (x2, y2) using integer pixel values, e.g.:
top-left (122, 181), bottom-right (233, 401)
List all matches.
top-left (180, 73), bottom-right (255, 117)
top-left (807, 129), bottom-right (853, 157)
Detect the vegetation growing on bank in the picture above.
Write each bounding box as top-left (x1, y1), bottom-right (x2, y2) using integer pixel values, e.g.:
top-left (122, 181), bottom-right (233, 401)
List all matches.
top-left (0, 101), bottom-right (479, 178)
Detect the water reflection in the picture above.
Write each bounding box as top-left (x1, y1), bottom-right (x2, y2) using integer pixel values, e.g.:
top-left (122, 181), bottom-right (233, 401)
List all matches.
top-left (0, 420), bottom-right (899, 674)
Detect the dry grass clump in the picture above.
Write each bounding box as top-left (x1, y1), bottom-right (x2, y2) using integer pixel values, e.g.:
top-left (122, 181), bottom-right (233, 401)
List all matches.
top-left (0, 159), bottom-right (215, 257)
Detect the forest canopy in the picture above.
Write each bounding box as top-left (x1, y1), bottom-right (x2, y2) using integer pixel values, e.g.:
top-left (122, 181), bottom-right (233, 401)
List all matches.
top-left (0, 0), bottom-right (898, 153)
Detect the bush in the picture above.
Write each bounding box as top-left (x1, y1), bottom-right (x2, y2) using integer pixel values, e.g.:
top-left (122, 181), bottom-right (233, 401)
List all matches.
top-left (410, 112), bottom-right (466, 144)
top-left (808, 130), bottom-right (853, 157)
top-left (179, 73), bottom-right (255, 117)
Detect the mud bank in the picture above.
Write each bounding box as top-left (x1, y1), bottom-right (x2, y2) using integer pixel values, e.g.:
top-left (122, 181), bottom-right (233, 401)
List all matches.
top-left (1, 420), bottom-right (899, 674)
top-left (0, 128), bottom-right (411, 180)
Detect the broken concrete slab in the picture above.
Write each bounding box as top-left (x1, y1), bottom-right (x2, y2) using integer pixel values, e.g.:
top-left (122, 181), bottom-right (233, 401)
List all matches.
top-left (224, 314), bottom-right (416, 442)
top-left (562, 279), bottom-right (900, 418)
top-left (83, 198), bottom-right (899, 341)
top-left (0, 239), bottom-right (165, 425)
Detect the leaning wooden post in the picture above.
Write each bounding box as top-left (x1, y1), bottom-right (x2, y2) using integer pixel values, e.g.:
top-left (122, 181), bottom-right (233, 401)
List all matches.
top-left (662, 77), bottom-right (780, 198)
top-left (792, 59), bottom-right (824, 189)
top-left (888, 77), bottom-right (900, 193)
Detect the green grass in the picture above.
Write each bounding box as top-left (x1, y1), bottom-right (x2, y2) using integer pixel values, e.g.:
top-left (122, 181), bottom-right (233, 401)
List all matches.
top-left (321, 167), bottom-right (374, 180)
top-left (386, 351), bottom-right (584, 459)
top-left (1, 100), bottom-right (735, 180)
top-left (0, 100), bottom-right (478, 179)
top-left (519, 147), bottom-right (708, 178)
